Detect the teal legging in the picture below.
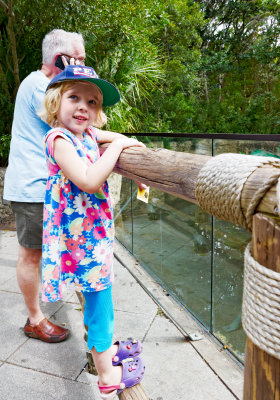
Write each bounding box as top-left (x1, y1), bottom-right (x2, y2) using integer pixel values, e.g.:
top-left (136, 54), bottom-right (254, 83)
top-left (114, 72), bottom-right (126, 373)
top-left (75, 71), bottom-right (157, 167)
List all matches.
top-left (83, 286), bottom-right (114, 352)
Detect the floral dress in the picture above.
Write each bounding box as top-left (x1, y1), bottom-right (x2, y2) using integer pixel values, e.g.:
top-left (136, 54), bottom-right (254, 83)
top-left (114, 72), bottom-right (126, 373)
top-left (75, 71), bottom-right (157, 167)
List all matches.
top-left (42, 126), bottom-right (114, 302)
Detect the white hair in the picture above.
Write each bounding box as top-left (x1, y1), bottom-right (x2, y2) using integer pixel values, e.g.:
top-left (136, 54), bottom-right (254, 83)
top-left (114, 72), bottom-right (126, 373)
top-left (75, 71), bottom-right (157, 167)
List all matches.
top-left (42, 29), bottom-right (84, 64)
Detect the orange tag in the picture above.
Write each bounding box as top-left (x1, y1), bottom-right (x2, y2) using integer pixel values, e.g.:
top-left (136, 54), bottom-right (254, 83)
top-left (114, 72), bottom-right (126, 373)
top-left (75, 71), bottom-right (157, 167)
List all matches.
top-left (137, 187), bottom-right (150, 203)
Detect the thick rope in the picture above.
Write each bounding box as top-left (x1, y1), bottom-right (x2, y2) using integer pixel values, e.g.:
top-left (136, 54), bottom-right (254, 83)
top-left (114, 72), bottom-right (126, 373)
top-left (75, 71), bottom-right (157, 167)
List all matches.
top-left (195, 154), bottom-right (280, 231)
top-left (242, 244), bottom-right (280, 360)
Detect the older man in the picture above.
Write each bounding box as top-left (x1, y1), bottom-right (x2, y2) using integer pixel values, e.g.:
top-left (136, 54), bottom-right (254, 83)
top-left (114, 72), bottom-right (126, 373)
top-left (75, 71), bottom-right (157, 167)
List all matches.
top-left (4, 29), bottom-right (85, 342)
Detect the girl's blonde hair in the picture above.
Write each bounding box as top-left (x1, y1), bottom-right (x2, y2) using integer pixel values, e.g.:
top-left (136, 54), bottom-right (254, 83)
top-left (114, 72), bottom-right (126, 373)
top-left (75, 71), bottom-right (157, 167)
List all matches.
top-left (39, 81), bottom-right (107, 129)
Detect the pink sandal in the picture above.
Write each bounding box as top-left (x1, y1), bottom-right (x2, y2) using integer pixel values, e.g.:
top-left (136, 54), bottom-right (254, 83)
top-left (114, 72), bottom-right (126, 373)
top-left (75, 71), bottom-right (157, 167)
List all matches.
top-left (99, 357), bottom-right (145, 399)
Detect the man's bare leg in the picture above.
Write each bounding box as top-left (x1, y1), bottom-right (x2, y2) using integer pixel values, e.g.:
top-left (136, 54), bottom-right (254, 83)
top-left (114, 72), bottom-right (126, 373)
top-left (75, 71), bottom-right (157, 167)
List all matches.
top-left (17, 244), bottom-right (70, 342)
top-left (17, 245), bottom-right (44, 324)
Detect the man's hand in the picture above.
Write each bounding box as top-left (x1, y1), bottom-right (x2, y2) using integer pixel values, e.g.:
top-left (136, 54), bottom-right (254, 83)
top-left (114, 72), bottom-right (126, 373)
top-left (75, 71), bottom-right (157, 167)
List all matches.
top-left (61, 55), bottom-right (84, 68)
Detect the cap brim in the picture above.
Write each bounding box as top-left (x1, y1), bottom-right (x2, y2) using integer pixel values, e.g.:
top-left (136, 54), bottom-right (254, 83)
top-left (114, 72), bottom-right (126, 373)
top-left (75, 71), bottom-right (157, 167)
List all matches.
top-left (84, 78), bottom-right (120, 107)
top-left (47, 77), bottom-right (120, 107)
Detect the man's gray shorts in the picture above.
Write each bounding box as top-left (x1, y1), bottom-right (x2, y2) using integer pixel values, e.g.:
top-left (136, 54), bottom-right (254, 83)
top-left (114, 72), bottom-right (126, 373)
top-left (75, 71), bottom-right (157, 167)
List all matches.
top-left (11, 202), bottom-right (43, 249)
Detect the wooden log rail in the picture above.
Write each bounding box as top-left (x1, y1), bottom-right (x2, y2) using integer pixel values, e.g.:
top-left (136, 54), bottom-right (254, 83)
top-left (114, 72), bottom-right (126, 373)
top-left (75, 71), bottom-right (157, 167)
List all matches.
top-left (102, 145), bottom-right (279, 218)
top-left (95, 145), bottom-right (280, 400)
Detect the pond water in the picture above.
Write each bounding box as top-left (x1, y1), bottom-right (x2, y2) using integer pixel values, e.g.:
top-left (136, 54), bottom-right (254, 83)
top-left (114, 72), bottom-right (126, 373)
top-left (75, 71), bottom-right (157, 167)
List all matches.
top-left (113, 137), bottom-right (279, 362)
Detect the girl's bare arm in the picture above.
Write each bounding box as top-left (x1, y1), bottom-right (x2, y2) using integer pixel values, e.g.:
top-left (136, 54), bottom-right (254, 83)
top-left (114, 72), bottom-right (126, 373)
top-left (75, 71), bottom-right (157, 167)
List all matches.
top-left (95, 128), bottom-right (127, 143)
top-left (53, 137), bottom-right (145, 194)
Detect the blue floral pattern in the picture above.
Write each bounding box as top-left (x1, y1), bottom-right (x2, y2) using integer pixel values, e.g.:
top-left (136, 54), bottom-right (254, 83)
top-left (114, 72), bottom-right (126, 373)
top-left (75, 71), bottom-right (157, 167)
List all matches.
top-left (42, 126), bottom-right (114, 302)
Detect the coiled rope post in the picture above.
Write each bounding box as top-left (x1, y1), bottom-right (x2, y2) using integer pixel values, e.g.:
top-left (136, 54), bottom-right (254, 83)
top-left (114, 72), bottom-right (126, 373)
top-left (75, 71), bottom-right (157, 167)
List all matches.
top-left (243, 213), bottom-right (280, 400)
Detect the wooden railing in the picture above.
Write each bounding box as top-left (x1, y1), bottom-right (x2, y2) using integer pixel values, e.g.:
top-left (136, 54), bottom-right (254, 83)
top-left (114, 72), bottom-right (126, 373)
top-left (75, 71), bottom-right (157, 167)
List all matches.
top-left (78, 145), bottom-right (280, 399)
top-left (110, 145), bottom-right (280, 400)
top-left (111, 145), bottom-right (278, 216)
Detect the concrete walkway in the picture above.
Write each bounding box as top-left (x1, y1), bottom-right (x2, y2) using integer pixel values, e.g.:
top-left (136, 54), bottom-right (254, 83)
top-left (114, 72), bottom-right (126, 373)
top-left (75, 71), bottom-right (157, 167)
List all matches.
top-left (0, 230), bottom-right (243, 400)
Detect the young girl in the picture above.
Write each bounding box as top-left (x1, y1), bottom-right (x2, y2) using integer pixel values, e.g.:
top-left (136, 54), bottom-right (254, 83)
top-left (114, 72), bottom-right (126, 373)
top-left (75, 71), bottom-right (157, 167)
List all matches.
top-left (40, 65), bottom-right (146, 398)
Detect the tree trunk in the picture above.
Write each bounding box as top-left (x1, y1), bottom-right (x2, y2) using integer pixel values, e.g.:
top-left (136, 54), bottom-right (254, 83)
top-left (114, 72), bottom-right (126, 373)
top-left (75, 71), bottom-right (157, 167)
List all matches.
top-left (218, 73), bottom-right (223, 103)
top-left (203, 70), bottom-right (209, 102)
top-left (7, 0), bottom-right (20, 94)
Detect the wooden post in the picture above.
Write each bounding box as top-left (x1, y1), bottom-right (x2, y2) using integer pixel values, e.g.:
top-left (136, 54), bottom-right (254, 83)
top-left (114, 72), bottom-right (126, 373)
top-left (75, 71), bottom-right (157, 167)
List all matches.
top-left (243, 213), bottom-right (280, 400)
top-left (119, 384), bottom-right (149, 400)
top-left (75, 291), bottom-right (85, 312)
top-left (75, 292), bottom-right (97, 375)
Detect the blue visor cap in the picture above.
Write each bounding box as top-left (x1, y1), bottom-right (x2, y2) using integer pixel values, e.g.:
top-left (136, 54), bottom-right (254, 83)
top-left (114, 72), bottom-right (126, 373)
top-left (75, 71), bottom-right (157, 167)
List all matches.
top-left (46, 65), bottom-right (120, 107)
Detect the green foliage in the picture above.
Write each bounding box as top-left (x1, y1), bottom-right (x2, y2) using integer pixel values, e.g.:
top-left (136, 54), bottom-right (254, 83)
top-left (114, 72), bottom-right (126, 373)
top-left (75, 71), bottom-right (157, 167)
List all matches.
top-left (0, 0), bottom-right (279, 166)
top-left (198, 0), bottom-right (280, 133)
top-left (0, 134), bottom-right (12, 167)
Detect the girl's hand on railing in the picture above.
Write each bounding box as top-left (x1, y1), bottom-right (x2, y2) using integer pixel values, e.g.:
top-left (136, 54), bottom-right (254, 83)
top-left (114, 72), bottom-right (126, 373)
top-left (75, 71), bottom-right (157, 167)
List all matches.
top-left (107, 138), bottom-right (148, 189)
top-left (112, 137), bottom-right (146, 151)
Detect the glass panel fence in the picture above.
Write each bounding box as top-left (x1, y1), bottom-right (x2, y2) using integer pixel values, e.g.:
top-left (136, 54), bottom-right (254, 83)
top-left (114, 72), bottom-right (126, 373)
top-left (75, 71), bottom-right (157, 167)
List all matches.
top-left (214, 139), bottom-right (280, 157)
top-left (131, 185), bottom-right (212, 328)
top-left (114, 137), bottom-right (280, 363)
top-left (212, 219), bottom-right (250, 360)
top-left (141, 136), bottom-right (212, 155)
top-left (114, 178), bottom-right (133, 253)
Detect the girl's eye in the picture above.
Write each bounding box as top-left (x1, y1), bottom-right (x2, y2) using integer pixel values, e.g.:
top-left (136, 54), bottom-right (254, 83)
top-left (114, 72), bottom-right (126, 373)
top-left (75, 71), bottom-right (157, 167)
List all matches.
top-left (69, 95), bottom-right (77, 100)
top-left (89, 99), bottom-right (97, 105)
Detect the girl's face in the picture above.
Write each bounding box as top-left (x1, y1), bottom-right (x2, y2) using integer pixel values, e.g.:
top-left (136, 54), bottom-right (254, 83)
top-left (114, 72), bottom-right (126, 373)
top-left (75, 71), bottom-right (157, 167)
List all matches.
top-left (57, 82), bottom-right (101, 136)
